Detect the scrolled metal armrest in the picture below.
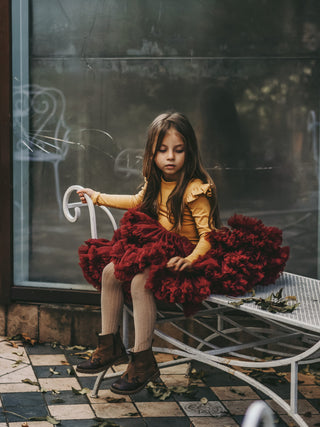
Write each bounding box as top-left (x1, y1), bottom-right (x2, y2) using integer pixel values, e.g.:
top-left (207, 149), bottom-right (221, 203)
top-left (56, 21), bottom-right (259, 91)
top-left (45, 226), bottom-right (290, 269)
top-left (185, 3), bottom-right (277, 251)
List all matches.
top-left (63, 185), bottom-right (98, 238)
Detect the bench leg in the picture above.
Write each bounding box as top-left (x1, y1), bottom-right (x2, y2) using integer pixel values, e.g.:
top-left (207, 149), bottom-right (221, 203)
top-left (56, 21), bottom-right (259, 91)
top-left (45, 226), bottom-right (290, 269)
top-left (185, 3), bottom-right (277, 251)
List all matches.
top-left (290, 361), bottom-right (298, 414)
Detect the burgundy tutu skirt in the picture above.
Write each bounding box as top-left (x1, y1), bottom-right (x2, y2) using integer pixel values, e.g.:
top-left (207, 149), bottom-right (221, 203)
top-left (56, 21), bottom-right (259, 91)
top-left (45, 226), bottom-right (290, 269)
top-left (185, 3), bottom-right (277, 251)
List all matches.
top-left (79, 209), bottom-right (289, 316)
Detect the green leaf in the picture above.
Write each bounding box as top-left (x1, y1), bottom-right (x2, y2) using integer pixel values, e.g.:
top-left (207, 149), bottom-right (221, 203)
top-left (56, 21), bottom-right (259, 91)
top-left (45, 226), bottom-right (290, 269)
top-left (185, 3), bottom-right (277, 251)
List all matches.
top-left (159, 390), bottom-right (172, 400)
top-left (46, 415), bottom-right (61, 425)
top-left (228, 288), bottom-right (299, 314)
top-left (72, 387), bottom-right (91, 395)
top-left (274, 288), bottom-right (283, 300)
top-left (229, 300), bottom-right (244, 307)
top-left (12, 351), bottom-right (24, 357)
top-left (66, 345), bottom-right (87, 351)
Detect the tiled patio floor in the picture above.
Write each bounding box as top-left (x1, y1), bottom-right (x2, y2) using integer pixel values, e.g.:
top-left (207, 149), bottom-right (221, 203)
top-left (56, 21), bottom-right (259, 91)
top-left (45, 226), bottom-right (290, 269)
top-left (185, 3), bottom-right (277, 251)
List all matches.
top-left (0, 336), bottom-right (320, 426)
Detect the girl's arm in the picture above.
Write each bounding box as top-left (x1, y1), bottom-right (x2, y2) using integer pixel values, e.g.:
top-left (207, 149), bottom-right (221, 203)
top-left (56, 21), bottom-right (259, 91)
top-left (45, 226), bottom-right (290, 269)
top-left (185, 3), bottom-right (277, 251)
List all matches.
top-left (167, 194), bottom-right (213, 271)
top-left (77, 183), bottom-right (146, 210)
top-left (184, 195), bottom-right (212, 263)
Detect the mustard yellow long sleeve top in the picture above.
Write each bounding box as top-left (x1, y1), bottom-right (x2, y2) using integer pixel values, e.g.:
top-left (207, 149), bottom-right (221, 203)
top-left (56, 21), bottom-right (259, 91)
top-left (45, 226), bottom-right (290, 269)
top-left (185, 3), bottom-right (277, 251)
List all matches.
top-left (91, 178), bottom-right (215, 263)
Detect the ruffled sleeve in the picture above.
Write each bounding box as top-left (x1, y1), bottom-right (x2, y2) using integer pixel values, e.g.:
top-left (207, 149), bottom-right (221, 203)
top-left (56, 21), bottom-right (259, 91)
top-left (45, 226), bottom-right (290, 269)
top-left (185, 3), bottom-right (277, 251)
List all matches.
top-left (183, 179), bottom-right (215, 263)
top-left (184, 180), bottom-right (215, 204)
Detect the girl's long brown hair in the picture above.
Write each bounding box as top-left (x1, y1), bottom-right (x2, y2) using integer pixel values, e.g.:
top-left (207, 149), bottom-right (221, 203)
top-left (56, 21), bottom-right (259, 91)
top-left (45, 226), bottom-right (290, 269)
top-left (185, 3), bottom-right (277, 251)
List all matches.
top-left (140, 112), bottom-right (221, 230)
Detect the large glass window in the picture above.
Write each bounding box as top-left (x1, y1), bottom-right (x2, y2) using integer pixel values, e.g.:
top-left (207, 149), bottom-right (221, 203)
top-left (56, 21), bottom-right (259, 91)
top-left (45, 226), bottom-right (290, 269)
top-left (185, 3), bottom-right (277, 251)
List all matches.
top-left (12, 0), bottom-right (320, 292)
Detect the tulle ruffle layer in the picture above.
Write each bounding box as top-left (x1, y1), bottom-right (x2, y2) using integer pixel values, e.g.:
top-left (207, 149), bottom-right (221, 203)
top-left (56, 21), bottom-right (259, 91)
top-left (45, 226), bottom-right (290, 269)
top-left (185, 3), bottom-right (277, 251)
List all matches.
top-left (79, 209), bottom-right (289, 316)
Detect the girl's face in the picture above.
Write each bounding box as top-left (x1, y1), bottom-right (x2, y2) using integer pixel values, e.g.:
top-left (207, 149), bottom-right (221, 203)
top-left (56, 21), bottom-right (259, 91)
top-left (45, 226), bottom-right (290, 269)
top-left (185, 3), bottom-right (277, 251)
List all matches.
top-left (154, 128), bottom-right (185, 181)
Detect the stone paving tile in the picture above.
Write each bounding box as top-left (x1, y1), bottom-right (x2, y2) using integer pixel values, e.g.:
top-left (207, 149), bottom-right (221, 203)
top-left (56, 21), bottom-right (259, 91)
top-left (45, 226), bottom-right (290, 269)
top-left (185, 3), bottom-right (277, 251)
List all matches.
top-left (87, 387), bottom-right (132, 403)
top-left (179, 400), bottom-right (228, 417)
top-left (91, 401), bottom-right (139, 418)
top-left (0, 340), bottom-right (29, 363)
top-left (8, 423), bottom-right (49, 427)
top-left (48, 403), bottom-right (95, 419)
top-left (299, 385), bottom-right (320, 399)
top-left (28, 354), bottom-right (68, 366)
top-left (221, 399), bottom-right (260, 415)
top-left (190, 416), bottom-right (239, 426)
top-left (1, 339), bottom-right (319, 427)
top-left (0, 383), bottom-right (40, 393)
top-left (135, 401), bottom-right (185, 417)
top-left (0, 357), bottom-right (29, 378)
top-left (211, 385), bottom-right (260, 401)
top-left (38, 377), bottom-right (81, 391)
top-left (143, 417), bottom-right (190, 426)
top-left (265, 398), bottom-right (319, 415)
top-left (0, 364), bottom-right (37, 384)
top-left (43, 389), bottom-right (90, 405)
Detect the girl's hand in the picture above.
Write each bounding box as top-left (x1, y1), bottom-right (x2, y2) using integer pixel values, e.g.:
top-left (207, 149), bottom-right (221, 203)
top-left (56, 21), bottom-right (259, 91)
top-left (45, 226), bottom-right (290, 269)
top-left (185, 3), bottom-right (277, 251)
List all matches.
top-left (77, 188), bottom-right (95, 204)
top-left (167, 256), bottom-right (192, 272)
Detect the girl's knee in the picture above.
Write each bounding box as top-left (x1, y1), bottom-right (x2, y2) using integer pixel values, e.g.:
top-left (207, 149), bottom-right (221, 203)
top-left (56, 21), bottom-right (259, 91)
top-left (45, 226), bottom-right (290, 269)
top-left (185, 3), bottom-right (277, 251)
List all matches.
top-left (101, 262), bottom-right (116, 284)
top-left (131, 269), bottom-right (150, 296)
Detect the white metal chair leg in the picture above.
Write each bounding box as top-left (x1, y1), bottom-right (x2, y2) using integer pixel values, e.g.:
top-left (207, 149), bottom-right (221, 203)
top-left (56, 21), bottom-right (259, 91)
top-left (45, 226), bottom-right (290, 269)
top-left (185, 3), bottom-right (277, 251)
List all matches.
top-left (242, 401), bottom-right (275, 427)
top-left (290, 361), bottom-right (298, 413)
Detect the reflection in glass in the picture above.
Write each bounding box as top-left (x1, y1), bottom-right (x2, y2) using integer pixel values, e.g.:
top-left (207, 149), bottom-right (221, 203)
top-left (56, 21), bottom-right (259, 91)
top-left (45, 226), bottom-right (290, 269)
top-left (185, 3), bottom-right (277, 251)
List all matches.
top-left (12, 0), bottom-right (320, 290)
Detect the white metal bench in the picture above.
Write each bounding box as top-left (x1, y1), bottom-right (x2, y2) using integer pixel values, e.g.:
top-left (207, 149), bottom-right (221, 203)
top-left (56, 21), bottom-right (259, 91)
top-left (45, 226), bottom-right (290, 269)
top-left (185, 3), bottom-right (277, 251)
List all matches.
top-left (63, 185), bottom-right (320, 427)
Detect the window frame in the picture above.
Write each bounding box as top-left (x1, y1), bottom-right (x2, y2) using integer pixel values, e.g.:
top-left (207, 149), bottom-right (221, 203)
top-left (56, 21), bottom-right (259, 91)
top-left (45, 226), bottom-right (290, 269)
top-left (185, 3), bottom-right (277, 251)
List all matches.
top-left (0, 0), bottom-right (12, 305)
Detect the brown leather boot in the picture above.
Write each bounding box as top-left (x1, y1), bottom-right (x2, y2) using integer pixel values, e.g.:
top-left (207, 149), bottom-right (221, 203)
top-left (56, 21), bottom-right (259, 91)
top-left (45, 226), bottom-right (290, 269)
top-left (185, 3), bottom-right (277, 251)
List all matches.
top-left (76, 331), bottom-right (128, 374)
top-left (110, 348), bottom-right (160, 395)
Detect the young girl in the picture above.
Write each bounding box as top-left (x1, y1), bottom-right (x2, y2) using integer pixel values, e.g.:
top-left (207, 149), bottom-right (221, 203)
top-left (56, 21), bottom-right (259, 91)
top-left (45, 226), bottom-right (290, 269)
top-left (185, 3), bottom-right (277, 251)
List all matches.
top-left (76, 112), bottom-right (289, 396)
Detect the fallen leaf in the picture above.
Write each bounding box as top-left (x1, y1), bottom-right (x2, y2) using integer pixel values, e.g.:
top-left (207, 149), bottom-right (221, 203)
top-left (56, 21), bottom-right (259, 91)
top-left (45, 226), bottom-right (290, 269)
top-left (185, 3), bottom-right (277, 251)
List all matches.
top-left (7, 341), bottom-right (19, 348)
top-left (52, 398), bottom-right (65, 404)
top-left (92, 419), bottom-right (120, 427)
top-left (21, 333), bottom-right (37, 346)
top-left (229, 288), bottom-right (299, 314)
top-left (29, 415), bottom-right (60, 425)
top-left (72, 387), bottom-right (91, 395)
top-left (12, 360), bottom-right (24, 368)
top-left (146, 382), bottom-right (198, 400)
top-left (104, 397), bottom-right (126, 403)
top-left (230, 387), bottom-right (245, 396)
top-left (22, 378), bottom-right (39, 386)
top-left (66, 345), bottom-right (87, 351)
top-left (12, 351), bottom-right (24, 357)
top-left (188, 368), bottom-right (207, 380)
top-left (50, 368), bottom-right (61, 376)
